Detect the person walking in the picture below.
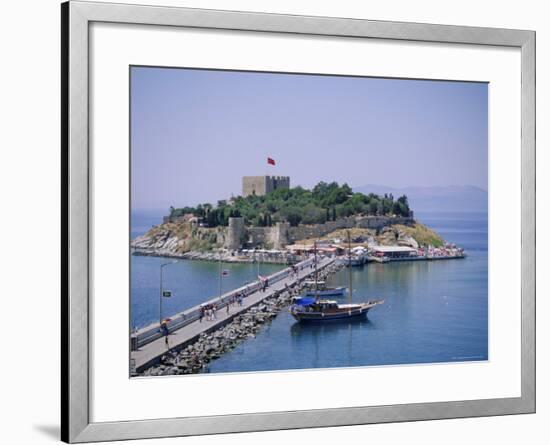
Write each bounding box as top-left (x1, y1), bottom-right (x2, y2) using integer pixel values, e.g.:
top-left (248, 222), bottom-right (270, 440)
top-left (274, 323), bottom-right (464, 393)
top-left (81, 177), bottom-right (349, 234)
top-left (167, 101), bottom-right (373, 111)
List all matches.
top-left (161, 320), bottom-right (169, 349)
top-left (199, 305), bottom-right (204, 323)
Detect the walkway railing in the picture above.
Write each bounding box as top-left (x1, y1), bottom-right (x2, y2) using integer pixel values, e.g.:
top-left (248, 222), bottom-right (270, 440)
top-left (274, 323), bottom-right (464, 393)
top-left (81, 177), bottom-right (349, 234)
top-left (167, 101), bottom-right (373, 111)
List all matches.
top-left (131, 257), bottom-right (316, 350)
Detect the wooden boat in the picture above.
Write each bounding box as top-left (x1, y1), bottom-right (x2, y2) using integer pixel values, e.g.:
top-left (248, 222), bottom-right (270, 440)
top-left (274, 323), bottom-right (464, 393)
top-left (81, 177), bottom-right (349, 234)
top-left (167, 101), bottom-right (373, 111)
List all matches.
top-left (301, 280), bottom-right (347, 297)
top-left (290, 232), bottom-right (383, 323)
top-left (336, 254), bottom-right (366, 267)
top-left (290, 297), bottom-right (383, 322)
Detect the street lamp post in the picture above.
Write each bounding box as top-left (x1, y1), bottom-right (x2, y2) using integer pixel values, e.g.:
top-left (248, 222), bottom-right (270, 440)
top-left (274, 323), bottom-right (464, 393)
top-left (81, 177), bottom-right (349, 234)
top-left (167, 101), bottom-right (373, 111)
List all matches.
top-left (218, 252), bottom-right (223, 305)
top-left (159, 260), bottom-right (178, 325)
top-left (254, 248), bottom-right (260, 278)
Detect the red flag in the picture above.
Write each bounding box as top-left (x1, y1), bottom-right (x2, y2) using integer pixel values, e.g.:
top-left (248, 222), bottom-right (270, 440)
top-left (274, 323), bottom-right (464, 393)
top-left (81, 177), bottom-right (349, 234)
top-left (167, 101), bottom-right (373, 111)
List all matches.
top-left (267, 157), bottom-right (276, 166)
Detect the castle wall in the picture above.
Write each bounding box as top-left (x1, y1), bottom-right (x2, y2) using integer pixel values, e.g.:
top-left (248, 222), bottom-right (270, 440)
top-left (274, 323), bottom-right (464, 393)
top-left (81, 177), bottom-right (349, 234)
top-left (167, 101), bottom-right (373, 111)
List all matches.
top-left (222, 215), bottom-right (413, 250)
top-left (247, 227), bottom-right (270, 246)
top-left (270, 221), bottom-right (290, 249)
top-left (287, 215), bottom-right (413, 242)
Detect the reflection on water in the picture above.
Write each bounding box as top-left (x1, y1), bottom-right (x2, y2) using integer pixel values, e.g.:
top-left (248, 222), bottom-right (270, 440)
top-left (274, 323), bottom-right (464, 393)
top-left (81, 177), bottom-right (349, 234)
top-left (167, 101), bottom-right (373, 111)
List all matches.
top-left (290, 318), bottom-right (373, 370)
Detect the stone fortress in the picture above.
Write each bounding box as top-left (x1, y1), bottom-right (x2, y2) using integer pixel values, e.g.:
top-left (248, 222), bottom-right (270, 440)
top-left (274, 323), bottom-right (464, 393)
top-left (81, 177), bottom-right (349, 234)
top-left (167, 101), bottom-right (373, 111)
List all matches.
top-left (141, 176), bottom-right (415, 258)
top-left (161, 175), bottom-right (414, 252)
top-left (242, 175), bottom-right (290, 197)
top-left (222, 214), bottom-right (414, 251)
top-left (219, 176), bottom-right (414, 250)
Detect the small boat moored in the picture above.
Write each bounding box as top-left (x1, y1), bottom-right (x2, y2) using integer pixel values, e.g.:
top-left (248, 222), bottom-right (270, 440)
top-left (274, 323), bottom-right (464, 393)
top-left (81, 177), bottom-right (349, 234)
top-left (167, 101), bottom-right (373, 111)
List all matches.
top-left (290, 232), bottom-right (384, 323)
top-left (290, 297), bottom-right (383, 322)
top-left (336, 254), bottom-right (366, 267)
top-left (301, 280), bottom-right (347, 297)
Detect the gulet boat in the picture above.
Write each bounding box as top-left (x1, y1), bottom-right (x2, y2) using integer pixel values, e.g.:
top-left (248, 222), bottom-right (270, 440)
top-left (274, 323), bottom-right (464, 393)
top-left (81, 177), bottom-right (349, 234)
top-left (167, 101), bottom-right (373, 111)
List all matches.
top-left (290, 232), bottom-right (384, 323)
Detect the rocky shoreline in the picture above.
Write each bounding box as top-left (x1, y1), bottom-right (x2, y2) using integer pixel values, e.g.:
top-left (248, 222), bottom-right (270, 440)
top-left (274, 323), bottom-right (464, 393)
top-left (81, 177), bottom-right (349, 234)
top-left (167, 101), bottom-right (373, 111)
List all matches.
top-left (138, 262), bottom-right (342, 377)
top-left (132, 248), bottom-right (297, 265)
top-left (131, 216), bottom-right (446, 264)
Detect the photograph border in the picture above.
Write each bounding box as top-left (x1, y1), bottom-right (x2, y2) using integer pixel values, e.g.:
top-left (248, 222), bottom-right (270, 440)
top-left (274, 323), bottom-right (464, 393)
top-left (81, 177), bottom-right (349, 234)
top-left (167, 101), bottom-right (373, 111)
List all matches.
top-left (62, 1), bottom-right (535, 442)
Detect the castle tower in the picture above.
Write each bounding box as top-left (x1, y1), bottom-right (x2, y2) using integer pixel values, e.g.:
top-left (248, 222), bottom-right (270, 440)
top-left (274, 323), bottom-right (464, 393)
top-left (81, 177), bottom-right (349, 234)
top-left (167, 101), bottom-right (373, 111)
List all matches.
top-left (270, 221), bottom-right (290, 249)
top-left (242, 176), bottom-right (290, 197)
top-left (224, 217), bottom-right (245, 250)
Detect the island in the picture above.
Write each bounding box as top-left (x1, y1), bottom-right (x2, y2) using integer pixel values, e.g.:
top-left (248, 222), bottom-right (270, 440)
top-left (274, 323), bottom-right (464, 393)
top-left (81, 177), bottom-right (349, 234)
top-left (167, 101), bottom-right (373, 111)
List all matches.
top-left (132, 176), bottom-right (464, 264)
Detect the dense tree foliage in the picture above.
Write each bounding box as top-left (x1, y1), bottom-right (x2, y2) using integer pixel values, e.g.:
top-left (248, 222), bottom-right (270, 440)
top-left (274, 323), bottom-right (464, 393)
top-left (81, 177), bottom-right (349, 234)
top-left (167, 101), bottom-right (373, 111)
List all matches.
top-left (169, 182), bottom-right (410, 227)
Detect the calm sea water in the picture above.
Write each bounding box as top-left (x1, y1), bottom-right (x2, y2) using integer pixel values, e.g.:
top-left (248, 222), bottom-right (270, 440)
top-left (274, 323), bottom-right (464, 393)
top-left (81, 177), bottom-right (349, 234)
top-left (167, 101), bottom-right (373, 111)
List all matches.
top-left (130, 211), bottom-right (284, 329)
top-left (131, 210), bottom-right (488, 371)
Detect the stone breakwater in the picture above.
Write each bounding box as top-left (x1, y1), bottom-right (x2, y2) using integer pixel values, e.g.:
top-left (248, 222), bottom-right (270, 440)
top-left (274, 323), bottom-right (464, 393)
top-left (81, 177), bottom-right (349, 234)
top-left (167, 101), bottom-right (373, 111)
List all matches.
top-left (138, 262), bottom-right (342, 377)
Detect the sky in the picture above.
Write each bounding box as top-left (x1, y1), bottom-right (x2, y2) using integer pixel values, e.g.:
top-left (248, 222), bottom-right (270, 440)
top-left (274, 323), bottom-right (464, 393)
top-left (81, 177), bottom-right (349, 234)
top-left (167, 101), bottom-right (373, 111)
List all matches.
top-left (131, 66), bottom-right (488, 210)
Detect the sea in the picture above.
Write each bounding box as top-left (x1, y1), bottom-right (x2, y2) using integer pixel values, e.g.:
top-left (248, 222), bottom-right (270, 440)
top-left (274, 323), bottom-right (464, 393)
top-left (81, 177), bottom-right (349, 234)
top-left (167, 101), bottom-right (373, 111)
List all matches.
top-left (130, 210), bottom-right (285, 330)
top-left (131, 210), bottom-right (488, 372)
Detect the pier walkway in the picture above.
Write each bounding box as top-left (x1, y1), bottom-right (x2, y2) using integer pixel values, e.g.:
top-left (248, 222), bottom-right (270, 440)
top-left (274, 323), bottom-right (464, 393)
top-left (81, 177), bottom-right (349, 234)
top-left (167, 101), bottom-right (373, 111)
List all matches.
top-left (131, 256), bottom-right (335, 372)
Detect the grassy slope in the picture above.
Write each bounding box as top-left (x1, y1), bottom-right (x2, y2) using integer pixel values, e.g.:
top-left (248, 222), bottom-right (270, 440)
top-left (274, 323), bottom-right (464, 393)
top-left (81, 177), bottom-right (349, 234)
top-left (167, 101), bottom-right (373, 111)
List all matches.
top-left (393, 223), bottom-right (444, 247)
top-left (298, 222), bottom-right (444, 248)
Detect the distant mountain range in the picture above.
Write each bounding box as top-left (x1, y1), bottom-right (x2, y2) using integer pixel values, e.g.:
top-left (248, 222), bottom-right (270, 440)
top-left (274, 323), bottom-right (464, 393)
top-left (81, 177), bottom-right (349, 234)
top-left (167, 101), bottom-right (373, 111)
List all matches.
top-left (352, 184), bottom-right (488, 213)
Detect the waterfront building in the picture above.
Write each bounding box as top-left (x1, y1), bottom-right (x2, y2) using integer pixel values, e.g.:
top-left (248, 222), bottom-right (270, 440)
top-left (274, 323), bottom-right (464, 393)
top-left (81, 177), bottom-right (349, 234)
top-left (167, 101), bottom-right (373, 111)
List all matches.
top-left (370, 245), bottom-right (417, 259)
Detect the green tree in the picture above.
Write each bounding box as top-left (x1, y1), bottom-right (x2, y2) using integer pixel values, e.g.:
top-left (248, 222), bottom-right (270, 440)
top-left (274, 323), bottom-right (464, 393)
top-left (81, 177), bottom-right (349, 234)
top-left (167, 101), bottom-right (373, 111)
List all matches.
top-left (167, 181), bottom-right (410, 228)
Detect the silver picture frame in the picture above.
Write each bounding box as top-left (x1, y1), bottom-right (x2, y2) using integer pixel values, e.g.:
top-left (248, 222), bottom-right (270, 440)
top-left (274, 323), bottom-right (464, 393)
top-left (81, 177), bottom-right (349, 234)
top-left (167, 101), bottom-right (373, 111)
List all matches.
top-left (61, 1), bottom-right (536, 442)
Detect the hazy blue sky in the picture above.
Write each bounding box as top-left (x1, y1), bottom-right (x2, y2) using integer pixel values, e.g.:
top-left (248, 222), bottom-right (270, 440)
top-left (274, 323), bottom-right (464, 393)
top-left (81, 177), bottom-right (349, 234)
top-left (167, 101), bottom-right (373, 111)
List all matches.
top-left (131, 66), bottom-right (487, 210)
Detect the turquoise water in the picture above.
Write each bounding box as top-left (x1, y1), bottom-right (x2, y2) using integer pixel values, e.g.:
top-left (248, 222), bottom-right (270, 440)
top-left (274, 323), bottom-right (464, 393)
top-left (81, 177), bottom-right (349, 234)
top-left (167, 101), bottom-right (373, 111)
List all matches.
top-left (131, 211), bottom-right (488, 371)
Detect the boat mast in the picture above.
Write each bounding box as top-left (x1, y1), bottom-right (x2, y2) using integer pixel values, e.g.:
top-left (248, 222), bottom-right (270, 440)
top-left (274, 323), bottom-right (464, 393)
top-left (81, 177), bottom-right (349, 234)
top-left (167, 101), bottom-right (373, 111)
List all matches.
top-left (253, 248), bottom-right (260, 279)
top-left (314, 240), bottom-right (319, 301)
top-left (348, 230), bottom-right (353, 303)
top-left (218, 251), bottom-right (222, 301)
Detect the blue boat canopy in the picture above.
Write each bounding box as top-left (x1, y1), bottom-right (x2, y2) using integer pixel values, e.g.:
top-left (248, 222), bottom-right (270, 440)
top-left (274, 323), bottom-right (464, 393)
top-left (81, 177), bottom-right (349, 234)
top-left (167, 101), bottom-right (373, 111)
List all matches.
top-left (293, 297), bottom-right (316, 306)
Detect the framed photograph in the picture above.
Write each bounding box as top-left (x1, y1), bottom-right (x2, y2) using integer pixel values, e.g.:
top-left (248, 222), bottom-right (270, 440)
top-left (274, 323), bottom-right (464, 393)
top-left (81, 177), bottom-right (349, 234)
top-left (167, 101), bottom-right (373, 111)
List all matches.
top-left (62, 1), bottom-right (535, 442)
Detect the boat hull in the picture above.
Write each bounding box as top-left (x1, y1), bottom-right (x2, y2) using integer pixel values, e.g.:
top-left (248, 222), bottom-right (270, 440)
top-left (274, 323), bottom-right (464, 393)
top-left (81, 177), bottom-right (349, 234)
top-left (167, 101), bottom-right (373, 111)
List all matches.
top-left (303, 287), bottom-right (347, 297)
top-left (291, 305), bottom-right (371, 323)
top-left (336, 257), bottom-right (366, 267)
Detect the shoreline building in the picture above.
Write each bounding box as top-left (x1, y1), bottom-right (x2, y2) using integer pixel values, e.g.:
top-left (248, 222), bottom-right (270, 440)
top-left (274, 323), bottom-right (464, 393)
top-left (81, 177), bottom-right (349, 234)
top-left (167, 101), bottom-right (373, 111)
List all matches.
top-left (242, 175), bottom-right (290, 197)
top-left (370, 245), bottom-right (417, 260)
